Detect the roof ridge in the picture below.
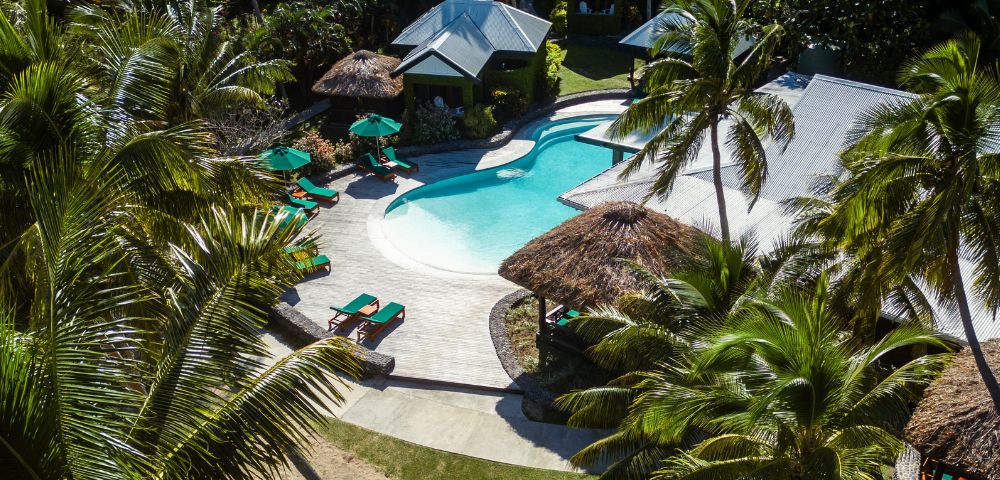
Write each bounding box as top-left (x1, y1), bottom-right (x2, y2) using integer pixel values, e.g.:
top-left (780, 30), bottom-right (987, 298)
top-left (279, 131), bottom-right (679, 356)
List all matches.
top-left (464, 11), bottom-right (499, 52)
top-left (496, 3), bottom-right (535, 52)
top-left (811, 74), bottom-right (912, 99)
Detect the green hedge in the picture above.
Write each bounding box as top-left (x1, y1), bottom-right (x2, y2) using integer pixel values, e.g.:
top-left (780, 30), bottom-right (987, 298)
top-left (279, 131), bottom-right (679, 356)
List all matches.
top-left (567, 0), bottom-right (623, 35)
top-left (483, 49), bottom-right (545, 104)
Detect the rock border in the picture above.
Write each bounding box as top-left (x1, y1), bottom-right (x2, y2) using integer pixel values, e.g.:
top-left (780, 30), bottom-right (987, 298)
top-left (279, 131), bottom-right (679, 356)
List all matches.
top-left (268, 302), bottom-right (395, 377)
top-left (488, 289), bottom-right (559, 409)
top-left (396, 89), bottom-right (632, 158)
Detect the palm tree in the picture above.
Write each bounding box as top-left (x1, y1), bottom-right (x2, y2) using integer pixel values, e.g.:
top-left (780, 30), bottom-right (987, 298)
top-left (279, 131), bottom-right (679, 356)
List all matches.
top-left (0, 153), bottom-right (357, 478)
top-left (819, 33), bottom-right (1000, 412)
top-left (612, 0), bottom-right (794, 242)
top-left (69, 0), bottom-right (293, 125)
top-left (560, 275), bottom-right (951, 479)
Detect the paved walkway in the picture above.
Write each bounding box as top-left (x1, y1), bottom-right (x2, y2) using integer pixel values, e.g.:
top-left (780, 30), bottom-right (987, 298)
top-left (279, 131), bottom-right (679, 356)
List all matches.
top-left (282, 100), bottom-right (630, 390)
top-left (263, 333), bottom-right (608, 473)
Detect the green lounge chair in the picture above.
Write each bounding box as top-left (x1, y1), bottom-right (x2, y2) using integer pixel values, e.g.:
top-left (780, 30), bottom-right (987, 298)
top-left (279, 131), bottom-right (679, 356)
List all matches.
top-left (285, 193), bottom-right (319, 214)
top-left (296, 177), bottom-right (340, 202)
top-left (328, 293), bottom-right (379, 331)
top-left (557, 309), bottom-right (580, 328)
top-left (294, 254), bottom-right (330, 274)
top-left (357, 302), bottom-right (405, 342)
top-left (271, 205), bottom-right (309, 230)
top-left (359, 153), bottom-right (396, 181)
top-left (283, 240), bottom-right (318, 259)
top-left (383, 147), bottom-right (418, 173)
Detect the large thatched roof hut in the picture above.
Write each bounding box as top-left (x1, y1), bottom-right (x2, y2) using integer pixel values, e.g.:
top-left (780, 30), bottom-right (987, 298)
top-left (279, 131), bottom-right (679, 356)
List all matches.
top-left (905, 340), bottom-right (1000, 480)
top-left (312, 50), bottom-right (403, 122)
top-left (312, 50), bottom-right (403, 99)
top-left (499, 202), bottom-right (701, 330)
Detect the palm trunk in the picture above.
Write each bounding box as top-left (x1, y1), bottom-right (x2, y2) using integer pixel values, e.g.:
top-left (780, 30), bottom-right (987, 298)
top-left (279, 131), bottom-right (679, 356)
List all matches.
top-left (710, 119), bottom-right (731, 242)
top-left (948, 246), bottom-right (1000, 413)
top-left (646, 0), bottom-right (652, 19)
top-left (250, 0), bottom-right (263, 22)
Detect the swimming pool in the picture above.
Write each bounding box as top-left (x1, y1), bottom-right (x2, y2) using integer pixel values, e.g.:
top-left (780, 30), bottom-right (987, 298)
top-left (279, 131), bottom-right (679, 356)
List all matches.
top-left (383, 115), bottom-right (616, 273)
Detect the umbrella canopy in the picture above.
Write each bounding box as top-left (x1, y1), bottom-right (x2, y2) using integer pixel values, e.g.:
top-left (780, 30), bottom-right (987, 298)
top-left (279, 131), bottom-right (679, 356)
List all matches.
top-left (260, 146), bottom-right (311, 171)
top-left (350, 114), bottom-right (402, 138)
top-left (499, 202), bottom-right (702, 308)
top-left (311, 50), bottom-right (403, 99)
top-left (906, 339), bottom-right (1000, 479)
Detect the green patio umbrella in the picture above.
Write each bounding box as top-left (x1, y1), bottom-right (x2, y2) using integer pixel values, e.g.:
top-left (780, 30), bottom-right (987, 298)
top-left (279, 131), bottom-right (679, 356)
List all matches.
top-left (259, 145), bottom-right (311, 184)
top-left (349, 114), bottom-right (402, 158)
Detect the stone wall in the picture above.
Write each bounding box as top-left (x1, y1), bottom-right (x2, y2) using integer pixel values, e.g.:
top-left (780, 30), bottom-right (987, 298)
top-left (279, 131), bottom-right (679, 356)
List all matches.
top-left (268, 302), bottom-right (395, 378)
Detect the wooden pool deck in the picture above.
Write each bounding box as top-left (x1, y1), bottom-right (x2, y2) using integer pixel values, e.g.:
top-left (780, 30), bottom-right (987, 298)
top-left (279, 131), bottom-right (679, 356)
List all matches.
top-left (282, 100), bottom-right (629, 390)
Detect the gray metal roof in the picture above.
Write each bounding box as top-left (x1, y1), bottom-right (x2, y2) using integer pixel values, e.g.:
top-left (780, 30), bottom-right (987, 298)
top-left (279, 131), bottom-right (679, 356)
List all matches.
top-left (396, 13), bottom-right (494, 80)
top-left (393, 0), bottom-right (551, 53)
top-left (559, 73), bottom-right (999, 343)
top-left (620, 10), bottom-right (753, 57)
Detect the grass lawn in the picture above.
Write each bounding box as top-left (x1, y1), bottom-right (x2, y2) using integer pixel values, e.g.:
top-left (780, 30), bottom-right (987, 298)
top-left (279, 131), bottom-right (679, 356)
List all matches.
top-left (316, 419), bottom-right (595, 480)
top-left (556, 40), bottom-right (643, 95)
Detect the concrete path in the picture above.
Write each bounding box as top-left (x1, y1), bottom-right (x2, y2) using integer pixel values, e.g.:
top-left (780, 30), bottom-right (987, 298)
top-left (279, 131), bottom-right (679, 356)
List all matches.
top-left (262, 332), bottom-right (607, 473)
top-left (282, 100), bottom-right (630, 390)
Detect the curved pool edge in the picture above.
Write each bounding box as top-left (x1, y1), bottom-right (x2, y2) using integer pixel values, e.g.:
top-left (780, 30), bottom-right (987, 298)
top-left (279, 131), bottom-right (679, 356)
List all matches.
top-left (365, 108), bottom-right (628, 278)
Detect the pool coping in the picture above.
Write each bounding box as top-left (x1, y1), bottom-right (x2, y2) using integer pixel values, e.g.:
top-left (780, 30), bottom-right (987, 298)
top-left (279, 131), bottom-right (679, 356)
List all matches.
top-left (364, 105), bottom-right (630, 280)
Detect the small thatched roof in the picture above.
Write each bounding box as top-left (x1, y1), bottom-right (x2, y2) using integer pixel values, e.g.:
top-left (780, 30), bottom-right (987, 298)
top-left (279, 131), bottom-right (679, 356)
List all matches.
top-left (498, 202), bottom-right (701, 308)
top-left (311, 50), bottom-right (403, 99)
top-left (906, 339), bottom-right (1000, 479)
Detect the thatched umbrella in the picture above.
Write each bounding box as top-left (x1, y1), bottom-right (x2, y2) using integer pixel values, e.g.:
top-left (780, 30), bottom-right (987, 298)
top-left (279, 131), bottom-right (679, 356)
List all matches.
top-left (906, 339), bottom-right (1000, 480)
top-left (311, 50), bottom-right (403, 99)
top-left (499, 201), bottom-right (701, 332)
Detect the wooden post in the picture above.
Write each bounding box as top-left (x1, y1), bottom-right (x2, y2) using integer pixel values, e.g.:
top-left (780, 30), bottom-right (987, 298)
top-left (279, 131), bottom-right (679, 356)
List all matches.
top-left (537, 295), bottom-right (547, 335)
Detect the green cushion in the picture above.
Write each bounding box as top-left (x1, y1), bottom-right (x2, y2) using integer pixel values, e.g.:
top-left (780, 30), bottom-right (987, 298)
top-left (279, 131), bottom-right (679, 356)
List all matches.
top-left (286, 193), bottom-right (318, 210)
top-left (556, 318), bottom-right (570, 328)
top-left (364, 302), bottom-right (404, 324)
top-left (295, 255), bottom-right (329, 271)
top-left (297, 178), bottom-right (338, 198)
top-left (331, 293), bottom-right (377, 315)
top-left (565, 309), bottom-right (580, 318)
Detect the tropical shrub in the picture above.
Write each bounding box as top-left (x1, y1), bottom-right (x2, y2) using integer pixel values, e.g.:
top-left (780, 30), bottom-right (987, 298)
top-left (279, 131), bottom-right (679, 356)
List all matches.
top-left (244, 1), bottom-right (351, 91)
top-left (294, 130), bottom-right (352, 174)
top-left (461, 104), bottom-right (499, 139)
top-left (413, 101), bottom-right (460, 144)
top-left (542, 41), bottom-right (564, 96)
top-left (549, 0), bottom-right (568, 37)
top-left (491, 87), bottom-right (529, 120)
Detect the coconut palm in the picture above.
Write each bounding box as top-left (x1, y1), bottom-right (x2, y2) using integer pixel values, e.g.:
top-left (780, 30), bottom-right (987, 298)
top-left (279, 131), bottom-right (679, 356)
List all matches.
top-left (560, 276), bottom-right (951, 480)
top-left (69, 0), bottom-right (293, 124)
top-left (612, 0), bottom-right (794, 242)
top-left (0, 144), bottom-right (357, 479)
top-left (818, 33), bottom-right (1000, 411)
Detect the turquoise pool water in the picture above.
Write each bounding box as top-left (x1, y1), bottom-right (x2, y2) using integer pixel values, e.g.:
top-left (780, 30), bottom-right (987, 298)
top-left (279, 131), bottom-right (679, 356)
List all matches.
top-left (383, 115), bottom-right (616, 273)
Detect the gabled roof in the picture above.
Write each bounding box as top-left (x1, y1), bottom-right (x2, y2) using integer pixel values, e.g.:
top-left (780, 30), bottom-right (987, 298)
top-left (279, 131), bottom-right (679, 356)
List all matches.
top-left (396, 13), bottom-right (494, 80)
top-left (620, 10), bottom-right (753, 57)
top-left (559, 73), bottom-right (1000, 345)
top-left (392, 0), bottom-right (551, 78)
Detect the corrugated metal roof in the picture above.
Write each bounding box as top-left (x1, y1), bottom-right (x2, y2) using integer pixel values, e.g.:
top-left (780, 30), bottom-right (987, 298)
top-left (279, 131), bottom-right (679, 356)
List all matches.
top-left (396, 13), bottom-right (494, 80)
top-left (393, 0), bottom-right (550, 53)
top-left (559, 73), bottom-right (1000, 343)
top-left (620, 10), bottom-right (753, 57)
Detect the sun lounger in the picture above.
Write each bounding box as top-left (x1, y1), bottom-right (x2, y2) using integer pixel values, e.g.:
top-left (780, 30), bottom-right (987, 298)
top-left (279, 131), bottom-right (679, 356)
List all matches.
top-left (357, 302), bottom-right (405, 342)
top-left (294, 254), bottom-right (330, 274)
top-left (271, 205), bottom-right (309, 230)
top-left (296, 177), bottom-right (340, 202)
top-left (285, 193), bottom-right (319, 214)
top-left (382, 147), bottom-right (418, 173)
top-left (557, 309), bottom-right (580, 328)
top-left (283, 241), bottom-right (318, 260)
top-left (359, 153), bottom-right (396, 181)
top-left (328, 293), bottom-right (379, 331)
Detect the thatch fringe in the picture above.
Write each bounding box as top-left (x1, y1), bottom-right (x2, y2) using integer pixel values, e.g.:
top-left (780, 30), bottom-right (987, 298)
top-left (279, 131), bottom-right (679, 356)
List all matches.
top-left (311, 50), bottom-right (403, 99)
top-left (498, 201), bottom-right (701, 308)
top-left (906, 339), bottom-right (1000, 479)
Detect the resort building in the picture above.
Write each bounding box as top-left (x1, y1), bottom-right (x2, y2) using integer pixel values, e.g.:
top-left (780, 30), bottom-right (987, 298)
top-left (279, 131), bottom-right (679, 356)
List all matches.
top-left (569, 0), bottom-right (624, 35)
top-left (564, 73), bottom-right (1000, 345)
top-left (391, 0), bottom-right (551, 118)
